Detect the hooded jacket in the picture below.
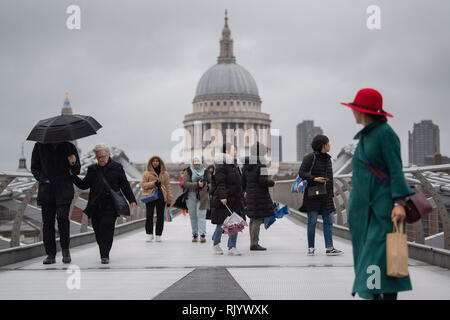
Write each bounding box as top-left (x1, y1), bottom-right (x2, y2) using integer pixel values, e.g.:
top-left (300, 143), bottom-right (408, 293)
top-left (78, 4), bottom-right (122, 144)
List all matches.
top-left (182, 166), bottom-right (211, 210)
top-left (242, 156), bottom-right (275, 219)
top-left (141, 156), bottom-right (173, 205)
top-left (210, 153), bottom-right (244, 225)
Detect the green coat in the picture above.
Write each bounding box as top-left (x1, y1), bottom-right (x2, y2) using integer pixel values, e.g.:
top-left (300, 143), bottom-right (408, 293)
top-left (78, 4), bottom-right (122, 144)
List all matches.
top-left (348, 121), bottom-right (415, 299)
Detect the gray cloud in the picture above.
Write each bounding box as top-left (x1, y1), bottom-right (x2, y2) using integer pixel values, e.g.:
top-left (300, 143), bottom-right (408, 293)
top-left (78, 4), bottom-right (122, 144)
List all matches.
top-left (0, 0), bottom-right (449, 171)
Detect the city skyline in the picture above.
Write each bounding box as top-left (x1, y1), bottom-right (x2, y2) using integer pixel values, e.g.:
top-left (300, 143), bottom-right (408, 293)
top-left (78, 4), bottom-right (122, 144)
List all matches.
top-left (1, 1), bottom-right (449, 170)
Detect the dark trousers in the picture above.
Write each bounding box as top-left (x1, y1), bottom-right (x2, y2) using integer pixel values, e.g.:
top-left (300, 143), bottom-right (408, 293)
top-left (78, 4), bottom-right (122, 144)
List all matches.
top-left (249, 218), bottom-right (264, 246)
top-left (41, 203), bottom-right (71, 256)
top-left (91, 206), bottom-right (117, 259)
top-left (145, 199), bottom-right (165, 236)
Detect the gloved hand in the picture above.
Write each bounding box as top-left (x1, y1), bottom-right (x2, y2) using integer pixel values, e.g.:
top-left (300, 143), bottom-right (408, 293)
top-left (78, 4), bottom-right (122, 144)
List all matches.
top-left (155, 180), bottom-right (162, 188)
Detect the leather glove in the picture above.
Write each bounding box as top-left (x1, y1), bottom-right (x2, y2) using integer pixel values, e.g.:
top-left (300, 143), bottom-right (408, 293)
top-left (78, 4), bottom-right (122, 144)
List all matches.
top-left (155, 180), bottom-right (162, 188)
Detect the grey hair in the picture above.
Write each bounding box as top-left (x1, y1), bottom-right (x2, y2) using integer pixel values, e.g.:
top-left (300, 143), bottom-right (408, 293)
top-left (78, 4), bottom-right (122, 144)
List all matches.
top-left (93, 144), bottom-right (110, 156)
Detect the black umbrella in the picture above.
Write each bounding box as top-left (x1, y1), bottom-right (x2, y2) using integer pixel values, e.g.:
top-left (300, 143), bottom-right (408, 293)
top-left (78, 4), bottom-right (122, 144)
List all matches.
top-left (26, 114), bottom-right (102, 143)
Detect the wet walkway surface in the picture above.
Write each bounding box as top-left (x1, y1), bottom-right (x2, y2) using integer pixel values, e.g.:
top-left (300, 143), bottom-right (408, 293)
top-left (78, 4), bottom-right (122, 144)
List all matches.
top-left (0, 213), bottom-right (449, 300)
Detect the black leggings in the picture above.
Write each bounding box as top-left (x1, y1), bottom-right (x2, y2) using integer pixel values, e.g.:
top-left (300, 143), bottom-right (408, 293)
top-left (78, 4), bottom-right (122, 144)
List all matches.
top-left (145, 199), bottom-right (166, 236)
top-left (91, 208), bottom-right (117, 259)
top-left (373, 293), bottom-right (398, 300)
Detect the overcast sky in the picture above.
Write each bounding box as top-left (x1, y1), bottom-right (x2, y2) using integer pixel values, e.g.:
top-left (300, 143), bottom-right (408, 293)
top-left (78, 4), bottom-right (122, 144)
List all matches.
top-left (1, 0), bottom-right (449, 171)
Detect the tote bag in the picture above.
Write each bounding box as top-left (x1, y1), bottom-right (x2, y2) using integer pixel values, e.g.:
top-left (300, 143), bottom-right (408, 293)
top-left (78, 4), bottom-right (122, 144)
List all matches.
top-left (386, 221), bottom-right (409, 277)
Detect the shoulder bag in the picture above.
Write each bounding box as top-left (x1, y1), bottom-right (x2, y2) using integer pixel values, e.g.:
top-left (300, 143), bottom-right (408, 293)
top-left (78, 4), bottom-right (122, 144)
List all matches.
top-left (99, 171), bottom-right (130, 216)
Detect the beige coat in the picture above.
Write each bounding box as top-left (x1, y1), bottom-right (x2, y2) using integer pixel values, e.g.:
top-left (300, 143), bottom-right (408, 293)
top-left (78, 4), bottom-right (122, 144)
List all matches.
top-left (141, 156), bottom-right (173, 205)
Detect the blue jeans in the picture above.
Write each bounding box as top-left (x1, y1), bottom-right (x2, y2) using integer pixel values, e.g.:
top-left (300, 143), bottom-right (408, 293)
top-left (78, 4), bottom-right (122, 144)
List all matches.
top-left (307, 207), bottom-right (333, 249)
top-left (212, 224), bottom-right (237, 249)
top-left (186, 199), bottom-right (207, 237)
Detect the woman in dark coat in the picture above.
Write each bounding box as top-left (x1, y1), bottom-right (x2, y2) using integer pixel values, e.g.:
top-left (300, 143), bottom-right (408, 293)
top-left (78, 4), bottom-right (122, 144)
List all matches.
top-left (242, 142), bottom-right (275, 251)
top-left (299, 135), bottom-right (343, 257)
top-left (70, 144), bottom-right (137, 264)
top-left (341, 88), bottom-right (414, 300)
top-left (210, 143), bottom-right (244, 256)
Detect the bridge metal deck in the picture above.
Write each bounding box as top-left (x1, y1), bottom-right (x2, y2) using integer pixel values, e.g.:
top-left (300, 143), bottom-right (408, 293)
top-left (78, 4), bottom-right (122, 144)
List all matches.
top-left (0, 213), bottom-right (449, 300)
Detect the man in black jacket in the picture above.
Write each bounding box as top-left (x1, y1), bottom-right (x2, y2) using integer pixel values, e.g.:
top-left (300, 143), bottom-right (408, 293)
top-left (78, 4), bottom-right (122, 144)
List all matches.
top-left (31, 142), bottom-right (81, 264)
top-left (70, 144), bottom-right (136, 264)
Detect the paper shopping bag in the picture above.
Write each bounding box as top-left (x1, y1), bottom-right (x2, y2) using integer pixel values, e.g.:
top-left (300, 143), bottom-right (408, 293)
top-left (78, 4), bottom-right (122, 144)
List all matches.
top-left (386, 221), bottom-right (409, 277)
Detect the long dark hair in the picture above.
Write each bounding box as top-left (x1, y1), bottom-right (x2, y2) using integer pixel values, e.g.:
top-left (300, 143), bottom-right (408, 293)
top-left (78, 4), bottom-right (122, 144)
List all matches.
top-left (367, 114), bottom-right (388, 123)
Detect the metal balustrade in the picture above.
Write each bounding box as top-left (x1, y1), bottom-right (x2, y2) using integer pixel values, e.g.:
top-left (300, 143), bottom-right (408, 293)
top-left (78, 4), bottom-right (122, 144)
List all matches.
top-left (271, 164), bottom-right (450, 250)
top-left (1, 164), bottom-right (449, 253)
top-left (0, 171), bottom-right (184, 249)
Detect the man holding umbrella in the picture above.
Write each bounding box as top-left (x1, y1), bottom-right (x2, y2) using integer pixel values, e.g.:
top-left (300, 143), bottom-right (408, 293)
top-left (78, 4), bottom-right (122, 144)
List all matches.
top-left (31, 141), bottom-right (80, 264)
top-left (28, 113), bottom-right (102, 264)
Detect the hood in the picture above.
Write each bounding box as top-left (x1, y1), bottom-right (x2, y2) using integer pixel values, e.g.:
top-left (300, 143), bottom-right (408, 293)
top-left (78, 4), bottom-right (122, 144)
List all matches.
top-left (146, 155), bottom-right (167, 172)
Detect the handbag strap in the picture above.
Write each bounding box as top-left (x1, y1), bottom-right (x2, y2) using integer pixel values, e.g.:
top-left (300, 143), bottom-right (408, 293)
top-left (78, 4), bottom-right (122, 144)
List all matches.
top-left (98, 168), bottom-right (114, 193)
top-left (364, 162), bottom-right (390, 182)
top-left (358, 140), bottom-right (390, 182)
top-left (309, 153), bottom-right (316, 176)
top-left (297, 153), bottom-right (316, 179)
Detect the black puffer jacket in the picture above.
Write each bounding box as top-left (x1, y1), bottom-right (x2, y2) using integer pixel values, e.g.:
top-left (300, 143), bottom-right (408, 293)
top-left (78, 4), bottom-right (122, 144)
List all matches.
top-left (210, 154), bottom-right (244, 225)
top-left (242, 160), bottom-right (275, 219)
top-left (71, 159), bottom-right (136, 217)
top-left (298, 151), bottom-right (335, 213)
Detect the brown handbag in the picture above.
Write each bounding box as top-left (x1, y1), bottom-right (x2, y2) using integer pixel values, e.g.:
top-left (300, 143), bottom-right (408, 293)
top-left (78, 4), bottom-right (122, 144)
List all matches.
top-left (404, 186), bottom-right (432, 223)
top-left (363, 163), bottom-right (432, 223)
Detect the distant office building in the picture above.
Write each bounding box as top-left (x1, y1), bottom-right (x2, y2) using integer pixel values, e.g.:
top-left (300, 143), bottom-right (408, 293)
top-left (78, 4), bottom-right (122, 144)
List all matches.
top-left (296, 121), bottom-right (323, 161)
top-left (424, 153), bottom-right (450, 166)
top-left (408, 120), bottom-right (440, 166)
top-left (271, 135), bottom-right (282, 162)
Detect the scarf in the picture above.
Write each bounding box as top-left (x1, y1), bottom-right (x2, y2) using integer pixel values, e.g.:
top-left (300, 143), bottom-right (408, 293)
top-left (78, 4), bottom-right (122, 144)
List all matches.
top-left (190, 157), bottom-right (205, 182)
top-left (153, 165), bottom-right (161, 176)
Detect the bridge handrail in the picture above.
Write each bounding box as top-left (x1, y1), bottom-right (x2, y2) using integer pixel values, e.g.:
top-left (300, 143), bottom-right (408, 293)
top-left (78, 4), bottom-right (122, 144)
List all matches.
top-left (271, 163), bottom-right (450, 251)
top-left (0, 171), bottom-right (183, 249)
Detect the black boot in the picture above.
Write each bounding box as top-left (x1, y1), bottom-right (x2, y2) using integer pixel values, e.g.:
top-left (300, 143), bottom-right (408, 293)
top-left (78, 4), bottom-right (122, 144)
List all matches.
top-left (250, 245), bottom-right (267, 251)
top-left (101, 257), bottom-right (109, 264)
top-left (62, 249), bottom-right (71, 264)
top-left (43, 255), bottom-right (56, 264)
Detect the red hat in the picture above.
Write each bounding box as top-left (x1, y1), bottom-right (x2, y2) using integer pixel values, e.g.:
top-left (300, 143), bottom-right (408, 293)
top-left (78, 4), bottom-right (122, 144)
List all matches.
top-left (341, 88), bottom-right (393, 118)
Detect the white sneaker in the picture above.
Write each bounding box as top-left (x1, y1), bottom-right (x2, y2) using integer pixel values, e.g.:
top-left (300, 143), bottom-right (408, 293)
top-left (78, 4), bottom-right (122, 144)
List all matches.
top-left (307, 248), bottom-right (315, 256)
top-left (213, 244), bottom-right (224, 255)
top-left (228, 247), bottom-right (242, 256)
top-left (155, 236), bottom-right (162, 242)
top-left (146, 234), bottom-right (154, 242)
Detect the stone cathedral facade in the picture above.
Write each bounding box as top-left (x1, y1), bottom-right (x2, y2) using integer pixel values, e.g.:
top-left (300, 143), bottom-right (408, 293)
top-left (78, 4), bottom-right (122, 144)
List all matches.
top-left (183, 12), bottom-right (272, 163)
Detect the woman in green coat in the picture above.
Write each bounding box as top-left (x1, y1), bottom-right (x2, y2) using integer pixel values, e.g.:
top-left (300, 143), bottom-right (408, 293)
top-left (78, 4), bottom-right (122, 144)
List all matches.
top-left (341, 88), bottom-right (415, 300)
